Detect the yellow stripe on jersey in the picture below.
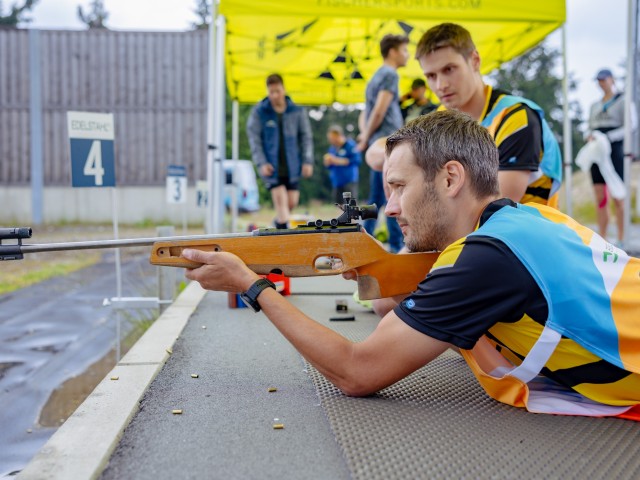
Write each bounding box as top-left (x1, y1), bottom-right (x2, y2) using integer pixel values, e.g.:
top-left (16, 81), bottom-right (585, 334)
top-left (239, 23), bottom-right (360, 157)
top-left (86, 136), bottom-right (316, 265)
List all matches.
top-left (489, 311), bottom-right (640, 406)
top-left (520, 174), bottom-right (553, 205)
top-left (430, 237), bottom-right (465, 270)
top-left (493, 107), bottom-right (528, 148)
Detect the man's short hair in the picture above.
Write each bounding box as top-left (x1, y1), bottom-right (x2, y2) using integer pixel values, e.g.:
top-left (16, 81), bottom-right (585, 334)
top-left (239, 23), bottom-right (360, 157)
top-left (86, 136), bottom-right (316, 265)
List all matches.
top-left (380, 34), bottom-right (409, 59)
top-left (266, 73), bottom-right (284, 86)
top-left (328, 124), bottom-right (344, 136)
top-left (415, 23), bottom-right (476, 60)
top-left (385, 110), bottom-right (499, 199)
top-left (411, 78), bottom-right (426, 90)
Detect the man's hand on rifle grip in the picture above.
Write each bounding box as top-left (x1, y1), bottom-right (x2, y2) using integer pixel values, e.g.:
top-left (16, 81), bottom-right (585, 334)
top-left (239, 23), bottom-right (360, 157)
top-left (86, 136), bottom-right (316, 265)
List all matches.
top-left (182, 249), bottom-right (260, 293)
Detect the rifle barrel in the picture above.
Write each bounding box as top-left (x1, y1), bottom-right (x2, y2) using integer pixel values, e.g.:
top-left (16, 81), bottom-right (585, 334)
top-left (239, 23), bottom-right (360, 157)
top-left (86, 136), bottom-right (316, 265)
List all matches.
top-left (16, 232), bottom-right (253, 254)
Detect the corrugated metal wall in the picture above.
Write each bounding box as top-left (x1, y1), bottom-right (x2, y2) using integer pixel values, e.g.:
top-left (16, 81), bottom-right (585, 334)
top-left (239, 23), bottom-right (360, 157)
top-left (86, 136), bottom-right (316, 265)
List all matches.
top-left (0, 28), bottom-right (208, 186)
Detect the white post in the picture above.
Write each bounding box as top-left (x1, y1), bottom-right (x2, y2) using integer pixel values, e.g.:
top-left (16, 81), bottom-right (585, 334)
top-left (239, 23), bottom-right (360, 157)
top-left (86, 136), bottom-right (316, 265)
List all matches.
top-left (205, 1), bottom-right (219, 234)
top-left (624, 0), bottom-right (638, 246)
top-left (112, 187), bottom-right (122, 361)
top-left (561, 24), bottom-right (573, 217)
top-left (212, 14), bottom-right (226, 234)
top-left (231, 99), bottom-right (239, 232)
top-left (182, 203), bottom-right (187, 235)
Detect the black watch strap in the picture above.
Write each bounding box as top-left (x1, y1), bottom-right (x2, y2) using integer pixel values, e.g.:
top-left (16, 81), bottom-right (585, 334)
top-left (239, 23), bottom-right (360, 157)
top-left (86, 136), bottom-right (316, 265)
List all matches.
top-left (240, 278), bottom-right (276, 312)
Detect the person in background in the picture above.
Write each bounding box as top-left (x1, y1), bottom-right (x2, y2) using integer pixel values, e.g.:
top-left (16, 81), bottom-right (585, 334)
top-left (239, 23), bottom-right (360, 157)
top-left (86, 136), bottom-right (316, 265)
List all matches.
top-left (587, 68), bottom-right (638, 247)
top-left (247, 73), bottom-right (314, 229)
top-left (416, 23), bottom-right (562, 207)
top-left (357, 33), bottom-right (409, 253)
top-left (400, 78), bottom-right (438, 124)
top-left (323, 125), bottom-right (362, 205)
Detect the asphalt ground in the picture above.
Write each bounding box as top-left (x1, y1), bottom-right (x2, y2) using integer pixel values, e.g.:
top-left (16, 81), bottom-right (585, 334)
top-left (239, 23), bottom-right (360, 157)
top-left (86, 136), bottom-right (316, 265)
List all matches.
top-left (0, 253), bottom-right (157, 477)
top-left (99, 278), bottom-right (361, 480)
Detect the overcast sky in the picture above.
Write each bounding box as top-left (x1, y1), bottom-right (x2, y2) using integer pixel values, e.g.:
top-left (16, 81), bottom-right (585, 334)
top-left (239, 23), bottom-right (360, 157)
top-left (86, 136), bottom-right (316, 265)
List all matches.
top-left (25, 0), bottom-right (632, 119)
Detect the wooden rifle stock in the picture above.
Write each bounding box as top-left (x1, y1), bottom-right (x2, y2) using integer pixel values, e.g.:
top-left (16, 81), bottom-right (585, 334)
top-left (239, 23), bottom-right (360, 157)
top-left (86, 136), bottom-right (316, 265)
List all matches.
top-left (149, 229), bottom-right (438, 300)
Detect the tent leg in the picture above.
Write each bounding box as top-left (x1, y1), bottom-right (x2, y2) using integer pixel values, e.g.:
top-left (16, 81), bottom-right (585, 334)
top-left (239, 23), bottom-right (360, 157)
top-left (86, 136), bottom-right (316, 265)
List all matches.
top-left (623, 0), bottom-right (638, 248)
top-left (231, 99), bottom-right (239, 232)
top-left (205, 2), bottom-right (218, 234)
top-left (561, 24), bottom-right (573, 217)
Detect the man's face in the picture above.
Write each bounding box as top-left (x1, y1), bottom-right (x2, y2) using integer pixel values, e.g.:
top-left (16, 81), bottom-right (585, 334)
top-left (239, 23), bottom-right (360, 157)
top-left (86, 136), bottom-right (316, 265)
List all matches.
top-left (390, 43), bottom-right (410, 67)
top-left (267, 83), bottom-right (286, 108)
top-left (385, 143), bottom-right (450, 252)
top-left (418, 46), bottom-right (479, 111)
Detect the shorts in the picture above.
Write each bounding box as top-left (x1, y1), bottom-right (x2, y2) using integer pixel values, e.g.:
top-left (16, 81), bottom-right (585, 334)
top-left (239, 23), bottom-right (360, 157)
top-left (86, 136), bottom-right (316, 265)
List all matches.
top-left (591, 139), bottom-right (624, 185)
top-left (267, 177), bottom-right (299, 191)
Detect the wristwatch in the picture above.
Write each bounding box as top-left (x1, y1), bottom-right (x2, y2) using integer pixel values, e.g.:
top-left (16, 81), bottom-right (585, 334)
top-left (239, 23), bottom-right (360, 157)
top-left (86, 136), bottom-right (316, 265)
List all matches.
top-left (239, 278), bottom-right (276, 312)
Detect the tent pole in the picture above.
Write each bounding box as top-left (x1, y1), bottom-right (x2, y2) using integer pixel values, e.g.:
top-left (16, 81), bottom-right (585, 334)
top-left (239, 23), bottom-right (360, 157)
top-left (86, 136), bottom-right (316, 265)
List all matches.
top-left (561, 24), bottom-right (573, 217)
top-left (231, 99), bottom-right (239, 232)
top-left (212, 13), bottom-right (227, 234)
top-left (623, 0), bottom-right (638, 247)
top-left (205, 1), bottom-right (219, 234)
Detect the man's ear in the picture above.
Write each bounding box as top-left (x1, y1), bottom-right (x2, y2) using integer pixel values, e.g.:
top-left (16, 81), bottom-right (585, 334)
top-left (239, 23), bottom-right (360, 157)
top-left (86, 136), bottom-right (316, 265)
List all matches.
top-left (469, 50), bottom-right (481, 72)
top-left (442, 160), bottom-right (465, 197)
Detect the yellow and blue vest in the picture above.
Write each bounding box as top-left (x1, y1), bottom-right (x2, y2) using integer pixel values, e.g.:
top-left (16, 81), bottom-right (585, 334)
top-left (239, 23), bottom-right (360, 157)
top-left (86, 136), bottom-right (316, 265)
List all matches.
top-left (480, 91), bottom-right (563, 204)
top-left (444, 202), bottom-right (640, 417)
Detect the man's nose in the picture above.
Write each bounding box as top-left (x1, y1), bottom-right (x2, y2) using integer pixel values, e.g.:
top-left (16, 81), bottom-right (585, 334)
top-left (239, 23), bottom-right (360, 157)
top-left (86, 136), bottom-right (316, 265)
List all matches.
top-left (385, 191), bottom-right (400, 217)
top-left (436, 76), bottom-right (448, 92)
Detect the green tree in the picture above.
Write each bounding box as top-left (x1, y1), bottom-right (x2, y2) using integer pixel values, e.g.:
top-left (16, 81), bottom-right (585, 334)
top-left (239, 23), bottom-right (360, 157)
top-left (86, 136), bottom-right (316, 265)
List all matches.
top-left (488, 42), bottom-right (585, 166)
top-left (191, 0), bottom-right (210, 30)
top-left (0, 0), bottom-right (38, 27)
top-left (77, 0), bottom-right (109, 29)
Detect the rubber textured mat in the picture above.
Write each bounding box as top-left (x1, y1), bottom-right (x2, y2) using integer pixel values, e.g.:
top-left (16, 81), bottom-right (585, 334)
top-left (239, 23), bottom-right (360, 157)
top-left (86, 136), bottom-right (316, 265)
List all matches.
top-left (307, 321), bottom-right (640, 480)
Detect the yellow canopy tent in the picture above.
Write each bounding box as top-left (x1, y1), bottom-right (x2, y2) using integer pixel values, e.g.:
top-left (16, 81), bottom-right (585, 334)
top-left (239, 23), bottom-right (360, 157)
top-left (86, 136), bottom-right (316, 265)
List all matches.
top-left (219, 0), bottom-right (566, 105)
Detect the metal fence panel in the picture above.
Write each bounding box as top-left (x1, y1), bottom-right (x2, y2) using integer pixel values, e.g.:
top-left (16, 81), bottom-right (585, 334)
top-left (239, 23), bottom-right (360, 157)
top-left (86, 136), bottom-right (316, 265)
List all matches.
top-left (0, 28), bottom-right (208, 186)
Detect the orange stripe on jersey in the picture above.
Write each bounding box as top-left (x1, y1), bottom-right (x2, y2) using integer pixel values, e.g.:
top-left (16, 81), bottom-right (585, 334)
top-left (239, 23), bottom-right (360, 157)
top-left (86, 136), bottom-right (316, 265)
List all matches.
top-left (612, 260), bottom-right (640, 371)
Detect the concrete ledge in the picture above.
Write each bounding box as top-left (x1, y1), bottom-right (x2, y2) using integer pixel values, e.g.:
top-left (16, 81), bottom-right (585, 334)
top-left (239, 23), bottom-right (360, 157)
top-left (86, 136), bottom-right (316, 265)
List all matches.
top-left (18, 282), bottom-right (207, 480)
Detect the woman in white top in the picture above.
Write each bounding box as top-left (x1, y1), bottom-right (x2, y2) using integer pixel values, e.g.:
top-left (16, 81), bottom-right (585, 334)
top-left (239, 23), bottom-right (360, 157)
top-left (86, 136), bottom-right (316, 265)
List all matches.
top-left (587, 68), bottom-right (637, 247)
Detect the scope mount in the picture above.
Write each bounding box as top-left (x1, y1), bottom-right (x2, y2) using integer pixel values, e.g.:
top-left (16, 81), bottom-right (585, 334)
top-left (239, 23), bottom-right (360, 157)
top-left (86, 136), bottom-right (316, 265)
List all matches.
top-left (307, 192), bottom-right (378, 229)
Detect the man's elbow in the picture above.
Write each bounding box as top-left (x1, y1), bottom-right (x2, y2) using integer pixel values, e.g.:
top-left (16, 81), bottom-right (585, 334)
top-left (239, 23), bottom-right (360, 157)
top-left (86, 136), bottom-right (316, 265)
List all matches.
top-left (331, 363), bottom-right (380, 397)
top-left (321, 345), bottom-right (382, 397)
top-left (337, 379), bottom-right (378, 398)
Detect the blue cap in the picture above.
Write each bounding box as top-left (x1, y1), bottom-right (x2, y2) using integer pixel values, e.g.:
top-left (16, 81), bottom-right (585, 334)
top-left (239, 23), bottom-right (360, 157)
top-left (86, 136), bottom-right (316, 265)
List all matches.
top-left (596, 69), bottom-right (613, 80)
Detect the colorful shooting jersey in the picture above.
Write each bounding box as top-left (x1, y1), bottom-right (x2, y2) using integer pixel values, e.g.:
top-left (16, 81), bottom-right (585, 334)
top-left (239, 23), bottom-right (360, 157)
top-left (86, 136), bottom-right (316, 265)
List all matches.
top-left (480, 86), bottom-right (562, 205)
top-left (395, 199), bottom-right (640, 417)
top-left (440, 86), bottom-right (562, 205)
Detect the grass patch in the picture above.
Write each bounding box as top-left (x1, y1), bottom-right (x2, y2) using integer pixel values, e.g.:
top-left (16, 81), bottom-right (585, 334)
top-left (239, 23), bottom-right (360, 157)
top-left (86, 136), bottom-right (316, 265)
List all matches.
top-left (0, 255), bottom-right (100, 295)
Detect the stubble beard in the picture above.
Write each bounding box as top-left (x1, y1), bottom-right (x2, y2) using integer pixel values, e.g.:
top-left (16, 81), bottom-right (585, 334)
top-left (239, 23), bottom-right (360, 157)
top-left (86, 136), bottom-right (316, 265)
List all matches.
top-left (404, 185), bottom-right (449, 253)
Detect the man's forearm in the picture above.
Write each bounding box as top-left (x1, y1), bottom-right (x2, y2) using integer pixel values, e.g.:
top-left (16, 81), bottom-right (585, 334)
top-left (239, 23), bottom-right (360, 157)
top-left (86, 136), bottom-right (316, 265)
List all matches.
top-left (363, 109), bottom-right (385, 143)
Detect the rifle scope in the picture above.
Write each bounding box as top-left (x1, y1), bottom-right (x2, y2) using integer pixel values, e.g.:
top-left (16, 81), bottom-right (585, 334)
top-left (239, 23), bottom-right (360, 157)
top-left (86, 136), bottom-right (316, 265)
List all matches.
top-left (0, 227), bottom-right (32, 240)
